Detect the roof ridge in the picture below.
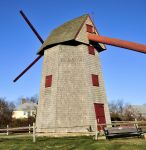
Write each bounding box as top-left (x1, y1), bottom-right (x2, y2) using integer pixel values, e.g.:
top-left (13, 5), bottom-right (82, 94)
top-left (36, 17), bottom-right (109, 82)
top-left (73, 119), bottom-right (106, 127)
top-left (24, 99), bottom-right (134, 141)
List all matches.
top-left (37, 14), bottom-right (89, 55)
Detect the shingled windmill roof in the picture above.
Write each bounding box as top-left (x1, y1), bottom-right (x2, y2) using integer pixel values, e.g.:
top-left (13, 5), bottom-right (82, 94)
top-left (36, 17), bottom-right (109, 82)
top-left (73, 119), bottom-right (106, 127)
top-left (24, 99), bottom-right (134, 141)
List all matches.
top-left (37, 14), bottom-right (106, 55)
top-left (37, 14), bottom-right (89, 55)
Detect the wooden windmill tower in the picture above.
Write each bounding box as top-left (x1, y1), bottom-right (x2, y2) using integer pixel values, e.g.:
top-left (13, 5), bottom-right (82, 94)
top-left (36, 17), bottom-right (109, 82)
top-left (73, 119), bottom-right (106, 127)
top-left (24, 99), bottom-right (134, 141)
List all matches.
top-left (36, 14), bottom-right (111, 132)
top-left (14, 11), bottom-right (146, 133)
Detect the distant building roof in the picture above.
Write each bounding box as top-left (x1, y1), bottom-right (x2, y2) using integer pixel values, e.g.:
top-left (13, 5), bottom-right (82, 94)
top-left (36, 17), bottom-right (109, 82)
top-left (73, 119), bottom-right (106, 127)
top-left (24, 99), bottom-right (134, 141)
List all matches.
top-left (132, 105), bottom-right (146, 115)
top-left (15, 102), bottom-right (37, 111)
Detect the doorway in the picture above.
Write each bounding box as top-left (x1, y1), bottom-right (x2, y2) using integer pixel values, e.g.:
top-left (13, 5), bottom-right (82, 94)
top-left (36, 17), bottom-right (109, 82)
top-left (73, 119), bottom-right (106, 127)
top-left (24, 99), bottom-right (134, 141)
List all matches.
top-left (94, 103), bottom-right (106, 130)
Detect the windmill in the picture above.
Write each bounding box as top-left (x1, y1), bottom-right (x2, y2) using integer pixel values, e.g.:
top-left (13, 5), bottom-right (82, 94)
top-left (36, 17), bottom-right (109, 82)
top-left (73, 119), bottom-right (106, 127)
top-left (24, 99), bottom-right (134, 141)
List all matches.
top-left (14, 11), bottom-right (146, 133)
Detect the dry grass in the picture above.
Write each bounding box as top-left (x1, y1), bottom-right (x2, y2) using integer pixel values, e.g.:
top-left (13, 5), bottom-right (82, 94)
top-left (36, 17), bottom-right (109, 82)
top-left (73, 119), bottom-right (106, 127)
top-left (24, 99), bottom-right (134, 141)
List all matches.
top-left (0, 135), bottom-right (146, 150)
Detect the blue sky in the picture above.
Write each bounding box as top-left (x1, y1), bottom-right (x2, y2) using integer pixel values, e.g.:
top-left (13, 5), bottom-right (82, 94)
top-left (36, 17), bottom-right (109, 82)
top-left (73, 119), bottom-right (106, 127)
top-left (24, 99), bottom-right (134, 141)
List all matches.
top-left (0, 0), bottom-right (146, 105)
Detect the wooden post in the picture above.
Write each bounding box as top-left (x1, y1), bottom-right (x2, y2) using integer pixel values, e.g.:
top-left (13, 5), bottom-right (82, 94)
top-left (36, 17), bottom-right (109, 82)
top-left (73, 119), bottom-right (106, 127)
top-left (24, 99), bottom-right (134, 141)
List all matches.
top-left (29, 124), bottom-right (31, 134)
top-left (33, 123), bottom-right (36, 143)
top-left (6, 125), bottom-right (9, 135)
top-left (95, 120), bottom-right (98, 140)
top-left (135, 118), bottom-right (138, 128)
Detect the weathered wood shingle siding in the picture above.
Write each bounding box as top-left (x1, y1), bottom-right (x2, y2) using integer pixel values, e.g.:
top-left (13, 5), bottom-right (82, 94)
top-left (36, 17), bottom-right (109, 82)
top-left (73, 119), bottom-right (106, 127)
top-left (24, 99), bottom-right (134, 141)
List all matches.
top-left (36, 14), bottom-right (111, 133)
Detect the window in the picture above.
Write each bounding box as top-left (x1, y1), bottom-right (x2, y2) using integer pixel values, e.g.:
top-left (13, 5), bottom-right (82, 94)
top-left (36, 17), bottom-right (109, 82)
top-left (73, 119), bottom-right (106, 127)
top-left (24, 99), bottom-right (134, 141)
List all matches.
top-left (86, 24), bottom-right (93, 33)
top-left (45, 75), bottom-right (52, 88)
top-left (92, 74), bottom-right (99, 86)
top-left (88, 45), bottom-right (95, 55)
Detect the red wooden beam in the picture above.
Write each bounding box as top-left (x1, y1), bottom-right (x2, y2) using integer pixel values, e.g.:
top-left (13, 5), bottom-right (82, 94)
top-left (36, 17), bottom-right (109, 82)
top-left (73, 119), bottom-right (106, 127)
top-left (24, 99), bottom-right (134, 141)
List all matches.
top-left (20, 10), bottom-right (44, 44)
top-left (88, 33), bottom-right (146, 54)
top-left (13, 11), bottom-right (44, 82)
top-left (13, 55), bottom-right (42, 82)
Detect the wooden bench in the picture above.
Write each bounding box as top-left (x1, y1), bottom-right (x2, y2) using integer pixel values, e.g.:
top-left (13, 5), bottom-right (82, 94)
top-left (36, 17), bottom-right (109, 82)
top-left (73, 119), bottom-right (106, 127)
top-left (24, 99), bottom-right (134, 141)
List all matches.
top-left (104, 126), bottom-right (143, 139)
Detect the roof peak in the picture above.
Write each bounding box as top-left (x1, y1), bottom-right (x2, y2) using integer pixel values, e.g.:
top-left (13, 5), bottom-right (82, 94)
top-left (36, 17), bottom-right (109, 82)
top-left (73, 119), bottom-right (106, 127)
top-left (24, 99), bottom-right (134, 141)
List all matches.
top-left (37, 14), bottom-right (89, 55)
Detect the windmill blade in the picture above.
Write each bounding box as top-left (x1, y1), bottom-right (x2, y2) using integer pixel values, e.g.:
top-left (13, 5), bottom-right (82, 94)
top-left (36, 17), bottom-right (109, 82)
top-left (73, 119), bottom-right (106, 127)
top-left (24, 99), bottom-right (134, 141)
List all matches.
top-left (20, 10), bottom-right (44, 44)
top-left (13, 55), bottom-right (42, 82)
top-left (88, 33), bottom-right (146, 54)
top-left (13, 11), bottom-right (45, 82)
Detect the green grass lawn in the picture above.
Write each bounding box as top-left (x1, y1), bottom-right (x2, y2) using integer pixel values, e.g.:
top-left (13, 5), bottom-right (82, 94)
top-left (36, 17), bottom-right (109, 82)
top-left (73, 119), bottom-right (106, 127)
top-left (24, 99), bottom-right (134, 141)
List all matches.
top-left (0, 135), bottom-right (146, 150)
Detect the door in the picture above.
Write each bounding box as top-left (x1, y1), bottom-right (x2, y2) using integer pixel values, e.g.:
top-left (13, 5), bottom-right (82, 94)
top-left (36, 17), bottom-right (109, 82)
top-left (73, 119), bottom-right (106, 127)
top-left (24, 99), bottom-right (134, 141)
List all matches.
top-left (94, 103), bottom-right (106, 130)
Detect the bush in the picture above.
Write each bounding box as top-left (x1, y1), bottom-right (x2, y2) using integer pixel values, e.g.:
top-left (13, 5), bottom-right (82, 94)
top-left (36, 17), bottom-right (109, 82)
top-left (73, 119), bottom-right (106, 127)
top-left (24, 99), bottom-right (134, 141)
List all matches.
top-left (10, 116), bottom-right (35, 127)
top-left (0, 98), bottom-right (15, 128)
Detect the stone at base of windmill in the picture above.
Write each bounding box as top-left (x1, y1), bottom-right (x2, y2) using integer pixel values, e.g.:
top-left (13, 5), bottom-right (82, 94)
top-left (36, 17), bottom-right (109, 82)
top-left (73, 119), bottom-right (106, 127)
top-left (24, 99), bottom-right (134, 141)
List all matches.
top-left (36, 132), bottom-right (95, 137)
top-left (36, 126), bottom-right (95, 133)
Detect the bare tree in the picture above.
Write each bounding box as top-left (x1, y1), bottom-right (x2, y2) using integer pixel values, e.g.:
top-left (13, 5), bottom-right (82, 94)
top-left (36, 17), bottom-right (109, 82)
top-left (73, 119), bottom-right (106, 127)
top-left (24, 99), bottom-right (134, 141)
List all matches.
top-left (123, 104), bottom-right (136, 121)
top-left (109, 99), bottom-right (145, 121)
top-left (17, 95), bottom-right (38, 119)
top-left (109, 99), bottom-right (125, 121)
top-left (0, 98), bottom-right (15, 128)
top-left (29, 95), bottom-right (38, 104)
top-left (18, 94), bottom-right (38, 105)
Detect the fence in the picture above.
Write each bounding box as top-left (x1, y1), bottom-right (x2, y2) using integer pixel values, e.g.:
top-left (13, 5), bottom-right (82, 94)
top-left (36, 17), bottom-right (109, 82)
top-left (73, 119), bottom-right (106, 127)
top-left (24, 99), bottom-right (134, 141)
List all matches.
top-left (1, 121), bottom-right (146, 142)
top-left (0, 123), bottom-right (36, 142)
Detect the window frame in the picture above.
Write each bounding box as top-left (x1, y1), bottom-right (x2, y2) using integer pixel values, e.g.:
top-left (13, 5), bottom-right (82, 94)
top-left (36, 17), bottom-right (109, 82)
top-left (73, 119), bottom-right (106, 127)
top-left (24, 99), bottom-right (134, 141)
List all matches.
top-left (86, 24), bottom-right (93, 33)
top-left (88, 45), bottom-right (95, 55)
top-left (92, 74), bottom-right (99, 86)
top-left (45, 75), bottom-right (52, 88)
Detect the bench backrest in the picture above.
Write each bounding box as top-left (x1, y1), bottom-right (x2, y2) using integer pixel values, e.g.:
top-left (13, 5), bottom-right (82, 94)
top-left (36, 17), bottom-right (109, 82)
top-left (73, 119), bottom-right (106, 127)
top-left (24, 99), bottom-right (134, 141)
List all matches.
top-left (104, 126), bottom-right (138, 134)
